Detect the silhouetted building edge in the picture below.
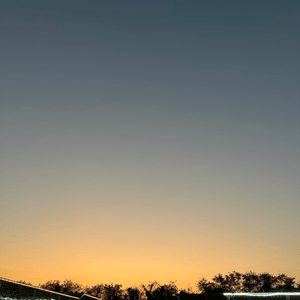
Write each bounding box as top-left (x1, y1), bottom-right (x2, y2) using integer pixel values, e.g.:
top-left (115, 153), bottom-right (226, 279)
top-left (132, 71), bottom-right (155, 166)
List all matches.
top-left (0, 278), bottom-right (101, 300)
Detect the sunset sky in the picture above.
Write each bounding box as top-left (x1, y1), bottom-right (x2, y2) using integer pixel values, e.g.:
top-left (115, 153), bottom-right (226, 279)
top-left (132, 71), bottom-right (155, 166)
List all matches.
top-left (1, 0), bottom-right (299, 291)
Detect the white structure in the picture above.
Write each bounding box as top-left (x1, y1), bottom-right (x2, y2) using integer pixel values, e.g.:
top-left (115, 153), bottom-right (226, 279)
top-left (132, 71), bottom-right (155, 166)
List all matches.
top-left (224, 293), bottom-right (300, 300)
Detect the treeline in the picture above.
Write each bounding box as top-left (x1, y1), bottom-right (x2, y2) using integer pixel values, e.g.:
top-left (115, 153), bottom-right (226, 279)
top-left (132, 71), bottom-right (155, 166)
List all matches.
top-left (39, 280), bottom-right (178, 300)
top-left (197, 271), bottom-right (300, 293)
top-left (36, 272), bottom-right (300, 300)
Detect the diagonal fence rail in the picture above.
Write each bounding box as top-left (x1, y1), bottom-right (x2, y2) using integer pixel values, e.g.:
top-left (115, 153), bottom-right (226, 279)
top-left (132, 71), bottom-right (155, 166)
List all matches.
top-left (0, 278), bottom-right (100, 300)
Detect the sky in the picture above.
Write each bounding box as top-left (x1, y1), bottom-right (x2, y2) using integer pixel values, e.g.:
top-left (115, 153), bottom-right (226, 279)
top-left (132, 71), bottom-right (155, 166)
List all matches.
top-left (0, 0), bottom-right (300, 291)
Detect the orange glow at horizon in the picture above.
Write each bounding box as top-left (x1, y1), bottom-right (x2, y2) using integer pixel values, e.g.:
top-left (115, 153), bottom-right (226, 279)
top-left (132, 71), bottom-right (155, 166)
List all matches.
top-left (1, 198), bottom-right (300, 291)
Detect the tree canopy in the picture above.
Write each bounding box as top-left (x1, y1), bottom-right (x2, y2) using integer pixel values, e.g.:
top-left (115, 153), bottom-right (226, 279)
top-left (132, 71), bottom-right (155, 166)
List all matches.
top-left (38, 272), bottom-right (300, 300)
top-left (196, 271), bottom-right (300, 293)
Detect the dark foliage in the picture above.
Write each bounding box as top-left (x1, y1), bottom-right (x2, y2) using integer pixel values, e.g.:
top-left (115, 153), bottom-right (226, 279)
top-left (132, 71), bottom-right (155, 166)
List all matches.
top-left (124, 287), bottom-right (141, 300)
top-left (102, 284), bottom-right (124, 300)
top-left (85, 284), bottom-right (104, 298)
top-left (196, 271), bottom-right (299, 293)
top-left (17, 280), bottom-right (33, 286)
top-left (39, 279), bottom-right (83, 297)
top-left (37, 272), bottom-right (300, 300)
top-left (142, 281), bottom-right (178, 300)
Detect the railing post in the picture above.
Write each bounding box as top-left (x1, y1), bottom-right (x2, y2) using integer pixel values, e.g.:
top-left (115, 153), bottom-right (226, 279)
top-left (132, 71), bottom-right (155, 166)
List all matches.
top-left (17, 285), bottom-right (23, 299)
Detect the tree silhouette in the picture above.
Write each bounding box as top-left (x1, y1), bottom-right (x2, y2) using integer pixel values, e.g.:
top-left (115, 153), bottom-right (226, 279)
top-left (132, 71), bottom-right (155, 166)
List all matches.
top-left (102, 284), bottom-right (124, 300)
top-left (197, 271), bottom-right (299, 293)
top-left (124, 287), bottom-right (141, 300)
top-left (39, 279), bottom-right (83, 296)
top-left (17, 280), bottom-right (33, 286)
top-left (61, 279), bottom-right (83, 296)
top-left (39, 280), bottom-right (63, 293)
top-left (142, 281), bottom-right (159, 300)
top-left (142, 281), bottom-right (178, 300)
top-left (85, 284), bottom-right (104, 298)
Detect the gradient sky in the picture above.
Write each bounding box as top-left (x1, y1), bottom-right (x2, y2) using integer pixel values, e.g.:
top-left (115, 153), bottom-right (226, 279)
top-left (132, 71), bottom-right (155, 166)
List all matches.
top-left (1, 0), bottom-right (300, 291)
